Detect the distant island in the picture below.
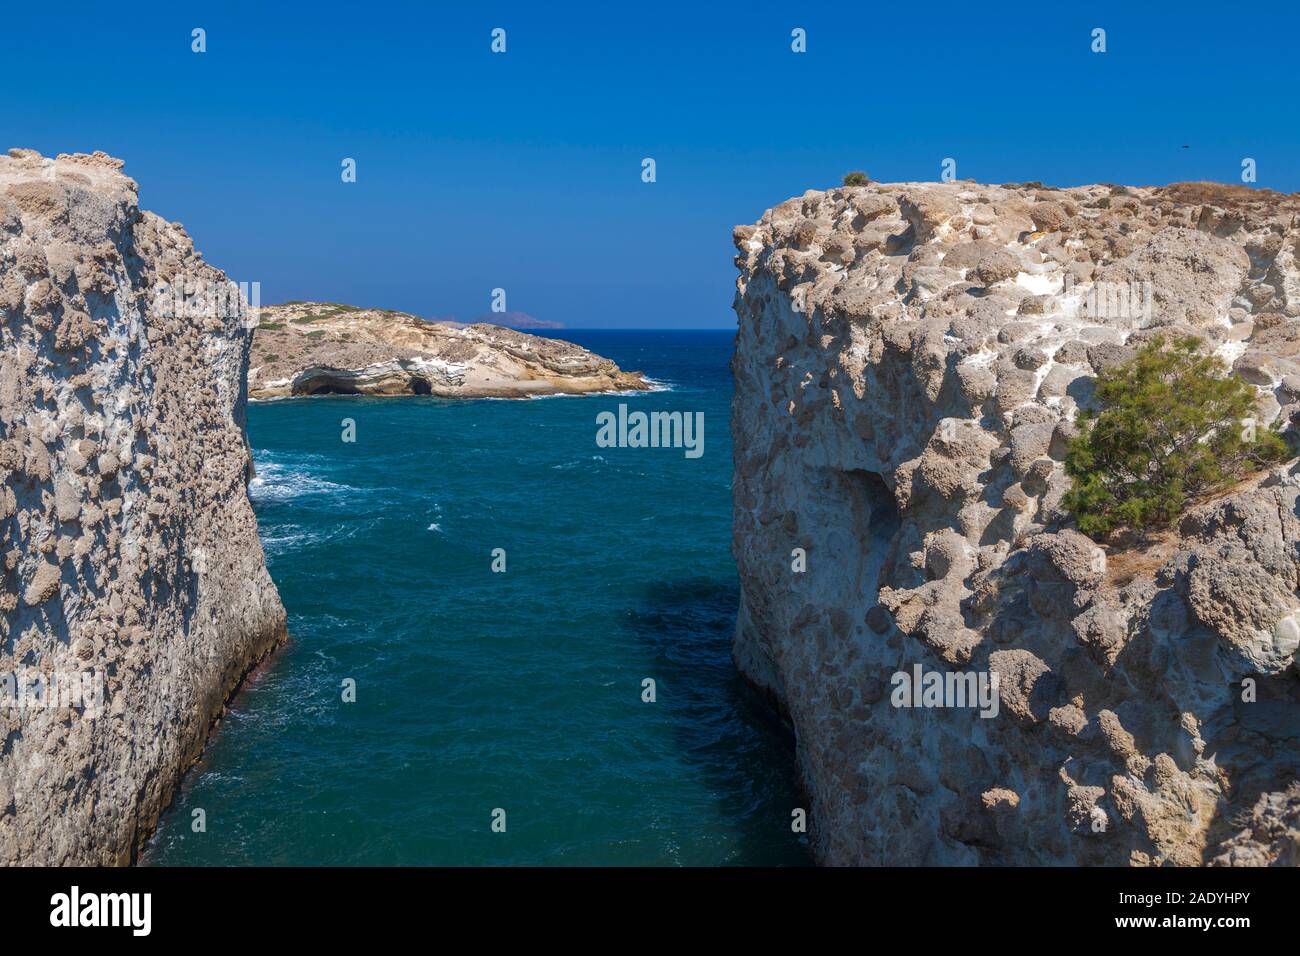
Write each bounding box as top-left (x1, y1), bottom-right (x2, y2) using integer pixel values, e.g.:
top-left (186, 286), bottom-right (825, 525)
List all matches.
top-left (249, 301), bottom-right (647, 399)
top-left (430, 310), bottom-right (566, 330)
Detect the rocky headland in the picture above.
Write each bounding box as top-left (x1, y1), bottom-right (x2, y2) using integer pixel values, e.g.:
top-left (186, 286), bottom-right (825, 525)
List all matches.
top-left (0, 148), bottom-right (286, 864)
top-left (731, 178), bottom-right (1300, 865)
top-left (249, 302), bottom-right (648, 399)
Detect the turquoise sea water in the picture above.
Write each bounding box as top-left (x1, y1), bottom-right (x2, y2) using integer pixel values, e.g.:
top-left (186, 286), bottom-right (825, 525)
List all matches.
top-left (145, 331), bottom-right (809, 865)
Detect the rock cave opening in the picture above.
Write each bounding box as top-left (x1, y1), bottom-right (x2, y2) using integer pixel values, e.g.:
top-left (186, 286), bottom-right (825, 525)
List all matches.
top-left (296, 379), bottom-right (363, 396)
top-left (842, 468), bottom-right (901, 604)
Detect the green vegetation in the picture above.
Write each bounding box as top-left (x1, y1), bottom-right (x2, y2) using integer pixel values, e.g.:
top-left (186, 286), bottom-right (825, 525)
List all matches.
top-left (289, 303), bottom-right (362, 323)
top-left (842, 170), bottom-right (870, 186)
top-left (262, 353), bottom-right (280, 363)
top-left (257, 321), bottom-right (284, 331)
top-left (1063, 336), bottom-right (1289, 538)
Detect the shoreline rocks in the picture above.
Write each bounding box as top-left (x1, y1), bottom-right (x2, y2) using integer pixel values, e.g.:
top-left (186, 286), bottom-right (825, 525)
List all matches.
top-left (0, 148), bottom-right (286, 864)
top-left (249, 302), bottom-right (648, 399)
top-left (731, 178), bottom-right (1300, 865)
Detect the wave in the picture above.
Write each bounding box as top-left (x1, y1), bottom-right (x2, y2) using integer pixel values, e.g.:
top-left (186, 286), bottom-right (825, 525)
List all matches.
top-left (633, 376), bottom-right (674, 393)
top-left (248, 458), bottom-right (356, 504)
top-left (259, 528), bottom-right (310, 555)
top-left (259, 526), bottom-right (334, 556)
top-left (551, 455), bottom-right (607, 471)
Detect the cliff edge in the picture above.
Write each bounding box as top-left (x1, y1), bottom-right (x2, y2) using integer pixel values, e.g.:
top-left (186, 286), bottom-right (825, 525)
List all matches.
top-left (732, 179), bottom-right (1300, 865)
top-left (0, 148), bottom-right (286, 864)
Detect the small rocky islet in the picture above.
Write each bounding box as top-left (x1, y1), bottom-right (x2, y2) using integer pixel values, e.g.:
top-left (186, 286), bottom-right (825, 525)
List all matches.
top-left (249, 302), bottom-right (649, 399)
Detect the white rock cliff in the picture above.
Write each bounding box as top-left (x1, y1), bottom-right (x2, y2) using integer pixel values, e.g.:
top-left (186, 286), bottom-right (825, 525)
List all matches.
top-left (731, 179), bottom-right (1300, 865)
top-left (0, 149), bottom-right (286, 864)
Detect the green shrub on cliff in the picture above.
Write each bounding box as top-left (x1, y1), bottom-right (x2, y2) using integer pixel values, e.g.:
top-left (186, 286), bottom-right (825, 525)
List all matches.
top-left (842, 170), bottom-right (870, 186)
top-left (1063, 335), bottom-right (1289, 538)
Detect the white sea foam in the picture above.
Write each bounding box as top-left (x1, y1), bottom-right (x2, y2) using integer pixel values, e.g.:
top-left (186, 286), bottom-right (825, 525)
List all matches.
top-left (634, 377), bottom-right (673, 394)
top-left (259, 528), bottom-right (315, 555)
top-left (551, 454), bottom-right (608, 471)
top-left (248, 459), bottom-right (355, 504)
top-left (258, 522), bottom-right (363, 556)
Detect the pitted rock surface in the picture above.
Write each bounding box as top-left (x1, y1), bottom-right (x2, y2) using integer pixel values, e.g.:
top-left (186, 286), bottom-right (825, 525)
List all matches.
top-left (0, 148), bottom-right (286, 864)
top-left (731, 178), bottom-right (1300, 865)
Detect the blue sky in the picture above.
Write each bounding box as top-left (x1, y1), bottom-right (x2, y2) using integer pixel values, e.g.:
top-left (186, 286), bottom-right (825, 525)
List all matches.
top-left (3, 1), bottom-right (1297, 328)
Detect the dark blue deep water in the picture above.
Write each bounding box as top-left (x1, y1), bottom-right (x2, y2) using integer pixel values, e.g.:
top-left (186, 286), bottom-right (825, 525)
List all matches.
top-left (146, 331), bottom-right (809, 865)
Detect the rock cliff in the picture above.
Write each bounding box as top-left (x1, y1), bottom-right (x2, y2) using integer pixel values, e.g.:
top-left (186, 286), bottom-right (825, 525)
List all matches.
top-left (731, 178), bottom-right (1300, 865)
top-left (249, 302), bottom-right (647, 399)
top-left (0, 149), bottom-right (286, 864)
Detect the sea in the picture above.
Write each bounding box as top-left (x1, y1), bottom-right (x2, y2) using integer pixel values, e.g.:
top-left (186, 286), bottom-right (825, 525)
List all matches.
top-left (144, 330), bottom-right (810, 865)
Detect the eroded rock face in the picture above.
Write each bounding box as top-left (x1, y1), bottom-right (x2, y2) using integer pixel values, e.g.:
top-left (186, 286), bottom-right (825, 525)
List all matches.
top-left (249, 302), bottom-right (648, 399)
top-left (0, 148), bottom-right (286, 864)
top-left (731, 179), bottom-right (1300, 865)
